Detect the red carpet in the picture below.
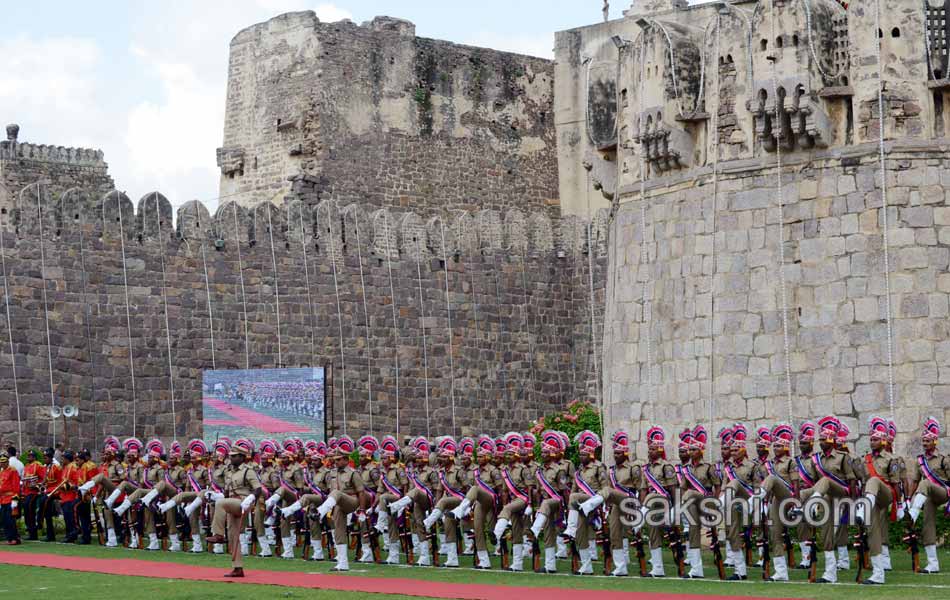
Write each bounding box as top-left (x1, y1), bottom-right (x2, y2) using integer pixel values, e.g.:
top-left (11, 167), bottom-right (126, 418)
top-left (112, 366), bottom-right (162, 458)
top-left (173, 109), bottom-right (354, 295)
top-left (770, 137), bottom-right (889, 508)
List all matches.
top-left (0, 551), bottom-right (793, 600)
top-left (202, 397), bottom-right (311, 433)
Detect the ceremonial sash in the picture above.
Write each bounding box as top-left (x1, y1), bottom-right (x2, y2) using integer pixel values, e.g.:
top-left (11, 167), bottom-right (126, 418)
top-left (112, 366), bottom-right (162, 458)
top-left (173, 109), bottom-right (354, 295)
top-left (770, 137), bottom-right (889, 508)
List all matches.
top-left (439, 469), bottom-right (465, 500)
top-left (795, 456), bottom-right (815, 488)
top-left (502, 468), bottom-right (530, 504)
top-left (682, 465), bottom-right (710, 496)
top-left (765, 460), bottom-right (793, 492)
top-left (812, 453), bottom-right (848, 491)
top-left (917, 454), bottom-right (950, 515)
top-left (187, 472), bottom-right (204, 494)
top-left (474, 468), bottom-right (498, 509)
top-left (674, 464), bottom-right (684, 487)
top-left (536, 468), bottom-right (562, 503)
top-left (643, 465), bottom-right (671, 500)
top-left (609, 466), bottom-right (638, 498)
top-left (380, 472), bottom-right (403, 499)
top-left (252, 470), bottom-right (272, 498)
top-left (278, 473), bottom-right (300, 500)
top-left (409, 470), bottom-right (435, 506)
top-left (574, 470), bottom-right (597, 497)
top-left (865, 454), bottom-right (898, 522)
top-left (302, 471), bottom-right (326, 501)
top-left (208, 471), bottom-right (224, 495)
top-left (724, 463), bottom-right (754, 495)
top-left (164, 470), bottom-right (182, 494)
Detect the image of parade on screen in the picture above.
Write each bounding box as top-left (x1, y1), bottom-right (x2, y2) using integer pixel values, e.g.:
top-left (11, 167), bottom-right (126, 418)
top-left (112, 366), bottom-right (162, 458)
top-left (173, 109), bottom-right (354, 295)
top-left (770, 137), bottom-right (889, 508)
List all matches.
top-left (201, 367), bottom-right (325, 442)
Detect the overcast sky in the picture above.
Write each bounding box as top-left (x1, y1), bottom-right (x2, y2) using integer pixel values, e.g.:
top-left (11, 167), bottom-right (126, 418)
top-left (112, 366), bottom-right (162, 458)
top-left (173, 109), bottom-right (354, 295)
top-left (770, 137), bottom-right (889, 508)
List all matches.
top-left (2, 1), bottom-right (632, 211)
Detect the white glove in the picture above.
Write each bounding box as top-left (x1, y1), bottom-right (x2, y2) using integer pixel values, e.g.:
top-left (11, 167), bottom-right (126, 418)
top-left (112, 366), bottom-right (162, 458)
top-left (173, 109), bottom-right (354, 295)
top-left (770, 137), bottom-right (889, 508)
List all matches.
top-left (205, 490), bottom-right (224, 502)
top-left (897, 501), bottom-right (907, 521)
top-left (357, 511), bottom-right (367, 523)
top-left (525, 505), bottom-right (533, 517)
top-left (240, 494), bottom-right (257, 512)
top-left (10, 500), bottom-right (17, 510)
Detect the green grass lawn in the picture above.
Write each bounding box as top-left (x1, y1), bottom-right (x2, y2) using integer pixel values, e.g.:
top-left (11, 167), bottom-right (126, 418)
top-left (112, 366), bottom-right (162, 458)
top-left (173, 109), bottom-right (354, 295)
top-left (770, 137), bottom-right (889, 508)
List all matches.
top-left (0, 564), bottom-right (424, 600)
top-left (4, 539), bottom-right (950, 599)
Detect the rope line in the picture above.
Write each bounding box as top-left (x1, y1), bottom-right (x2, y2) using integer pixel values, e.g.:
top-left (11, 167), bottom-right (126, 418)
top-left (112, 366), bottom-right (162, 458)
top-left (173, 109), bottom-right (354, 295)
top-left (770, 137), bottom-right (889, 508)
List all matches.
top-left (74, 193), bottom-right (96, 444)
top-left (32, 185), bottom-right (58, 446)
top-left (635, 40), bottom-right (656, 424)
top-left (112, 191), bottom-right (138, 437)
top-left (414, 235), bottom-right (431, 438)
top-left (383, 214), bottom-right (401, 437)
top-left (152, 193), bottom-right (177, 441)
top-left (874, 0), bottom-right (897, 420)
top-left (290, 204), bottom-right (316, 366)
top-left (350, 211), bottom-right (373, 436)
top-left (231, 203), bottom-right (250, 370)
top-left (0, 209), bottom-right (22, 451)
top-left (467, 233), bottom-right (481, 414)
top-left (195, 202), bottom-right (216, 371)
top-left (264, 203), bottom-right (283, 368)
top-left (767, 0), bottom-right (796, 429)
top-left (438, 218), bottom-right (457, 436)
top-left (323, 203), bottom-right (348, 435)
top-left (708, 13), bottom-right (722, 442)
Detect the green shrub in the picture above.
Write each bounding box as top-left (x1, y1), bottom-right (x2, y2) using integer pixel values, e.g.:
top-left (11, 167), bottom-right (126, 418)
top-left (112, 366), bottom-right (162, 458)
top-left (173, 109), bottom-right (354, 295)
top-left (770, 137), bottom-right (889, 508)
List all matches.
top-left (528, 400), bottom-right (602, 464)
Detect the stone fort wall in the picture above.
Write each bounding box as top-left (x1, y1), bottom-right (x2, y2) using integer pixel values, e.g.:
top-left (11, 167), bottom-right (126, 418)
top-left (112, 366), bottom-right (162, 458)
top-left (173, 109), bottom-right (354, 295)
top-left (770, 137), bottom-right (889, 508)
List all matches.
top-left (0, 186), bottom-right (607, 451)
top-left (554, 0), bottom-right (950, 455)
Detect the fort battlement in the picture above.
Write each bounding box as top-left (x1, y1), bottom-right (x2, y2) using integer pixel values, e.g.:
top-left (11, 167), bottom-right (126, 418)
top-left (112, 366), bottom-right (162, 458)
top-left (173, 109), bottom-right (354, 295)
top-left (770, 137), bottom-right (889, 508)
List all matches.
top-left (0, 183), bottom-right (607, 449)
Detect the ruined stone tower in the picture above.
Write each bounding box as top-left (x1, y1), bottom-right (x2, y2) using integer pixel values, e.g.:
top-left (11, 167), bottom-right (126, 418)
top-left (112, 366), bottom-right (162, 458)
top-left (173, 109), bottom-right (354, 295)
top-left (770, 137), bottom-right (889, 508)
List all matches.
top-left (217, 12), bottom-right (560, 218)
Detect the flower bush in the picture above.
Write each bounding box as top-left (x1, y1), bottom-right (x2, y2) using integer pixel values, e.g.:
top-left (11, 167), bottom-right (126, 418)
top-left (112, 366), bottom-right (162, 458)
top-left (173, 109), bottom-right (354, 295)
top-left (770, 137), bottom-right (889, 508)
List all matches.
top-left (528, 399), bottom-right (602, 463)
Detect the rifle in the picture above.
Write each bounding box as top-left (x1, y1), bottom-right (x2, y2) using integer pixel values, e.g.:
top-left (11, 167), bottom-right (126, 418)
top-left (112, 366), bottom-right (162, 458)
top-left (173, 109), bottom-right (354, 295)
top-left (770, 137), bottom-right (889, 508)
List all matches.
top-left (93, 500), bottom-right (105, 546)
top-left (300, 513), bottom-right (312, 560)
top-left (568, 536), bottom-right (580, 573)
top-left (758, 524), bottom-right (771, 580)
top-left (633, 529), bottom-right (648, 577)
top-left (854, 521), bottom-right (870, 583)
top-left (903, 513), bottom-right (921, 573)
top-left (322, 513), bottom-right (336, 560)
top-left (499, 530), bottom-right (510, 570)
top-left (807, 538), bottom-right (818, 583)
top-left (596, 511), bottom-right (612, 575)
top-left (710, 526), bottom-right (726, 580)
top-left (430, 526), bottom-right (440, 568)
top-left (666, 526), bottom-right (686, 578)
top-left (742, 526), bottom-right (753, 568)
top-left (782, 526), bottom-right (795, 567)
top-left (531, 531), bottom-right (542, 572)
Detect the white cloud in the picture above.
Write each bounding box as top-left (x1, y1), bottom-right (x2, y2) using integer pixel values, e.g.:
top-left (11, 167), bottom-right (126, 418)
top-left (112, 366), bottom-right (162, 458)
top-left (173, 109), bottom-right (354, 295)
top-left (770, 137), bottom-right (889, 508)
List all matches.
top-left (461, 32), bottom-right (555, 59)
top-left (0, 35), bottom-right (107, 149)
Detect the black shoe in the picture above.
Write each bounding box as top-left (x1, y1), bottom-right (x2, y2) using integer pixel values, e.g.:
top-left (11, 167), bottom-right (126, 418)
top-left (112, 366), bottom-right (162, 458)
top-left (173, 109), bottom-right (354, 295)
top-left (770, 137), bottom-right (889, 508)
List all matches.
top-left (922, 568), bottom-right (940, 574)
top-left (643, 574), bottom-right (665, 578)
top-left (727, 574), bottom-right (747, 581)
top-left (473, 565), bottom-right (491, 570)
top-left (535, 568), bottom-right (557, 574)
top-left (682, 574), bottom-right (704, 579)
top-left (816, 577), bottom-right (835, 583)
top-left (861, 579), bottom-right (881, 585)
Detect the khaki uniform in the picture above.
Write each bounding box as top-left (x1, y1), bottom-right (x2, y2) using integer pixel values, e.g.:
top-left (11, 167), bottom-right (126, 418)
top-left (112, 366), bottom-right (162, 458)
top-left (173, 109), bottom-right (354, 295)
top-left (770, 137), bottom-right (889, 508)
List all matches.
top-left (254, 463), bottom-right (280, 539)
top-left (599, 462), bottom-right (641, 549)
top-left (462, 463), bottom-right (503, 551)
top-left (862, 450), bottom-right (901, 554)
top-left (377, 463), bottom-right (408, 545)
top-left (498, 462), bottom-right (535, 544)
top-left (273, 463), bottom-right (306, 537)
top-left (794, 451), bottom-right (820, 544)
top-left (810, 450), bottom-right (856, 551)
top-left (535, 460), bottom-right (570, 549)
top-left (87, 460), bottom-right (126, 531)
top-left (723, 458), bottom-right (756, 550)
top-left (320, 466), bottom-right (365, 543)
top-left (211, 462), bottom-right (263, 568)
top-left (434, 464), bottom-right (467, 543)
top-left (641, 459), bottom-right (677, 550)
top-left (568, 460), bottom-right (608, 547)
top-left (407, 464), bottom-right (439, 536)
top-left (759, 456), bottom-right (799, 549)
top-left (679, 462), bottom-right (720, 548)
top-left (911, 452), bottom-right (950, 546)
top-left (125, 464), bottom-right (171, 535)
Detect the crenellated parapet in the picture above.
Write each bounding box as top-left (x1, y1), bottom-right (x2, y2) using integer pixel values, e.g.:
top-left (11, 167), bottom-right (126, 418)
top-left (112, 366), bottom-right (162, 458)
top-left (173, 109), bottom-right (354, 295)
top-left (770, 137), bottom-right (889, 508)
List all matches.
top-left (0, 183), bottom-right (603, 265)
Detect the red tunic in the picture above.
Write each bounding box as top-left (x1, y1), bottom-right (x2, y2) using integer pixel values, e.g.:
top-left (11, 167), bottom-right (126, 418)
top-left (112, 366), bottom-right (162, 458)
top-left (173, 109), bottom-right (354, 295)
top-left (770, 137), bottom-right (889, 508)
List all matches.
top-left (0, 467), bottom-right (20, 505)
top-left (21, 462), bottom-right (46, 497)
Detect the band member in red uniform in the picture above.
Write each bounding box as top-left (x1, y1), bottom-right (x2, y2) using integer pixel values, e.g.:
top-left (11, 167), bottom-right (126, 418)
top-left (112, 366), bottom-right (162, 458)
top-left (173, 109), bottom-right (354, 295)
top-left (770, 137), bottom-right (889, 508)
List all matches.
top-left (0, 455), bottom-right (21, 544)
